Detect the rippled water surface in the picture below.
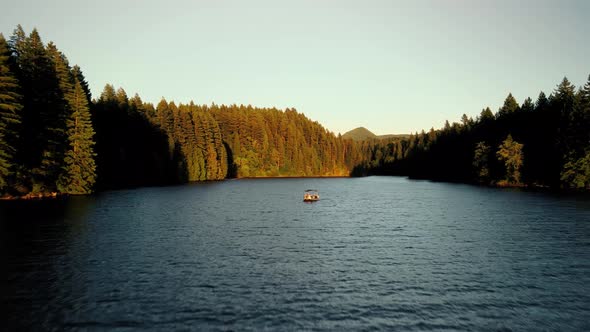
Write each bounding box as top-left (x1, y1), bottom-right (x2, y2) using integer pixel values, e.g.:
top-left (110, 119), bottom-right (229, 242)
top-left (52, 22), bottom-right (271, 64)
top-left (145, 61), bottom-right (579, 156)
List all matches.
top-left (1, 177), bottom-right (590, 331)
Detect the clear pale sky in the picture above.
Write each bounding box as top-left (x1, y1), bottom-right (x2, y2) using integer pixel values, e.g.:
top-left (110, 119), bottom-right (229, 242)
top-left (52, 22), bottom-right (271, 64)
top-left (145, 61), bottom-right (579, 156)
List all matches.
top-left (1, 0), bottom-right (589, 135)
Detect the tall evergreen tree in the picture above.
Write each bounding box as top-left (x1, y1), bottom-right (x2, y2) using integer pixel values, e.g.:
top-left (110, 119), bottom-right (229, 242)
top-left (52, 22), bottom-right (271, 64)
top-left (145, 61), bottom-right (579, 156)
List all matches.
top-left (551, 77), bottom-right (577, 183)
top-left (115, 87), bottom-right (129, 110)
top-left (473, 141), bottom-right (490, 183)
top-left (0, 34), bottom-right (22, 191)
top-left (57, 78), bottom-right (96, 194)
top-left (71, 65), bottom-right (91, 104)
top-left (560, 75), bottom-right (590, 189)
top-left (497, 93), bottom-right (519, 118)
top-left (10, 27), bottom-right (65, 192)
top-left (479, 107), bottom-right (494, 122)
top-left (99, 83), bottom-right (116, 103)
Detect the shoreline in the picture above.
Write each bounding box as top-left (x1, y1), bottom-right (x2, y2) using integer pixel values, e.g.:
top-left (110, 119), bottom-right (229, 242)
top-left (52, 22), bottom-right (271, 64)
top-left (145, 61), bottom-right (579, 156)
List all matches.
top-left (0, 192), bottom-right (62, 201)
top-left (2, 175), bottom-right (585, 200)
top-left (237, 175), bottom-right (351, 179)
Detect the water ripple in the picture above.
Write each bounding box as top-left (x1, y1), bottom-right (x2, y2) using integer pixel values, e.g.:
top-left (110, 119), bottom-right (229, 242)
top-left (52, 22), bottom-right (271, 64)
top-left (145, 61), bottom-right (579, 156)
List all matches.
top-left (1, 177), bottom-right (590, 331)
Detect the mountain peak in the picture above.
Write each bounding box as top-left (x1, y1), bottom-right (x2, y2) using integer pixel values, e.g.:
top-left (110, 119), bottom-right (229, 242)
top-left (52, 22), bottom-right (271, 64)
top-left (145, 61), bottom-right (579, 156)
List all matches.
top-left (342, 127), bottom-right (377, 141)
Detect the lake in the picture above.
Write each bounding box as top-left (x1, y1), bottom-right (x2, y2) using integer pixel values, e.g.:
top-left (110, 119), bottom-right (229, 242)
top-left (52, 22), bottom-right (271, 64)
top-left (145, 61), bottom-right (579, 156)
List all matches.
top-left (1, 176), bottom-right (589, 331)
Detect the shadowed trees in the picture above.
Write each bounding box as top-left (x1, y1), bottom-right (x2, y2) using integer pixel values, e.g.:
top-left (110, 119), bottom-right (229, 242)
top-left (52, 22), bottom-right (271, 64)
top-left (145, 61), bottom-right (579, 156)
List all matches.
top-left (360, 75), bottom-right (590, 190)
top-left (209, 104), bottom-right (362, 177)
top-left (2, 25), bottom-right (588, 195)
top-left (135, 100), bottom-right (364, 181)
top-left (9, 26), bottom-right (67, 193)
top-left (0, 34), bottom-right (22, 190)
top-left (92, 86), bottom-right (179, 190)
top-left (473, 142), bottom-right (491, 183)
top-left (57, 78), bottom-right (96, 194)
top-left (2, 26), bottom-right (97, 195)
top-left (89, 83), bottom-right (368, 189)
top-left (0, 25), bottom-right (371, 197)
top-left (45, 42), bottom-right (97, 194)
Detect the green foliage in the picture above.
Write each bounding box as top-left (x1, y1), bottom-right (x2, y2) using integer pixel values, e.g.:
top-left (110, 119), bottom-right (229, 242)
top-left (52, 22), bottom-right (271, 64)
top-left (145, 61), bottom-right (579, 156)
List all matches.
top-left (8, 26), bottom-right (67, 193)
top-left (0, 34), bottom-right (22, 191)
top-left (208, 104), bottom-right (361, 177)
top-left (1, 26), bottom-right (97, 195)
top-left (497, 93), bottom-right (519, 118)
top-left (99, 84), bottom-right (117, 103)
top-left (496, 134), bottom-right (524, 184)
top-left (473, 142), bottom-right (490, 182)
top-left (521, 97), bottom-right (534, 112)
top-left (92, 88), bottom-right (365, 187)
top-left (57, 78), bottom-right (96, 194)
top-left (71, 65), bottom-right (91, 104)
top-left (560, 150), bottom-right (590, 189)
top-left (92, 85), bottom-right (177, 190)
top-left (360, 75), bottom-right (590, 190)
top-left (479, 107), bottom-right (494, 122)
top-left (3, 25), bottom-right (588, 195)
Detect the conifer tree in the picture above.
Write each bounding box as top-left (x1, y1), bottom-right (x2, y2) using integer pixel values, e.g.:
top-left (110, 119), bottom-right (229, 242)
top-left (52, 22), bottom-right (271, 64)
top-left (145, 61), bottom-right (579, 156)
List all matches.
top-left (473, 142), bottom-right (490, 183)
top-left (550, 77), bottom-right (577, 177)
top-left (536, 91), bottom-right (548, 110)
top-left (115, 87), bottom-right (129, 110)
top-left (479, 107), bottom-right (494, 122)
top-left (57, 78), bottom-right (96, 194)
top-left (10, 27), bottom-right (65, 192)
top-left (71, 65), bottom-right (91, 103)
top-left (560, 75), bottom-right (590, 189)
top-left (45, 42), bottom-right (81, 193)
top-left (521, 97), bottom-right (534, 112)
top-left (497, 93), bottom-right (519, 118)
top-left (0, 34), bottom-right (22, 191)
top-left (99, 83), bottom-right (116, 103)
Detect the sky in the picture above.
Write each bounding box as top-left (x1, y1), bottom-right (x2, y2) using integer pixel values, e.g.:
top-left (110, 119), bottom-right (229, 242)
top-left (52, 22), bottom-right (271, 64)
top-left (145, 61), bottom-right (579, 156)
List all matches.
top-left (1, 0), bottom-right (589, 135)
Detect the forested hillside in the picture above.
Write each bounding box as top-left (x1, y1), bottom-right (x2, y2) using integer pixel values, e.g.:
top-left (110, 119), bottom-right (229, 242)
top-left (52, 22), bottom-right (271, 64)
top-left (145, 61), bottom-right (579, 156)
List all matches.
top-left (1, 25), bottom-right (588, 196)
top-left (0, 26), bottom-right (368, 196)
top-left (0, 27), bottom-right (96, 196)
top-left (209, 105), bottom-right (365, 177)
top-left (360, 77), bottom-right (590, 190)
top-left (92, 89), bottom-right (367, 191)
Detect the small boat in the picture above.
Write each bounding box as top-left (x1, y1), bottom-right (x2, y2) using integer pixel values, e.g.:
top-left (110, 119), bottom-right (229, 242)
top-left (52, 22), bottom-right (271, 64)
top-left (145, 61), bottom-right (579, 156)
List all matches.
top-left (303, 189), bottom-right (320, 202)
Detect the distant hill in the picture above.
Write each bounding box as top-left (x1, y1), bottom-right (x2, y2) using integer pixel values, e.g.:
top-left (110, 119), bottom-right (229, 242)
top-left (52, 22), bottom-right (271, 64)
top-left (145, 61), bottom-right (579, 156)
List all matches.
top-left (376, 134), bottom-right (411, 140)
top-left (342, 127), bottom-right (377, 141)
top-left (342, 127), bottom-right (408, 141)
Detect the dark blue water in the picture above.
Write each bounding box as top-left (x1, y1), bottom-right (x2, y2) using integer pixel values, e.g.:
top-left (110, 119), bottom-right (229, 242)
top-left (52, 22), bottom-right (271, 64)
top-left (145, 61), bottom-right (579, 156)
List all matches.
top-left (1, 177), bottom-right (589, 331)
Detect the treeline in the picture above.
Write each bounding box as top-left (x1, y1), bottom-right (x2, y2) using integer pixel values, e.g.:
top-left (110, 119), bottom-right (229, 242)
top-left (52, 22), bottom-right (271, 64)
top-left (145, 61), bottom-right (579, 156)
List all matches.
top-left (209, 104), bottom-right (365, 177)
top-left (361, 76), bottom-right (590, 190)
top-left (0, 26), bottom-right (367, 196)
top-left (92, 91), bottom-right (367, 189)
top-left (0, 26), bottom-right (96, 196)
top-left (3, 26), bottom-right (588, 195)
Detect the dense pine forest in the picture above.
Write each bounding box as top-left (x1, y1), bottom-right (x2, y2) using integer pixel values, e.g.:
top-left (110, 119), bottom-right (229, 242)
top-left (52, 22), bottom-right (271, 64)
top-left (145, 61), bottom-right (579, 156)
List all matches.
top-left (0, 26), bottom-right (369, 197)
top-left (0, 26), bottom-right (97, 196)
top-left (359, 77), bottom-right (590, 190)
top-left (1, 26), bottom-right (588, 197)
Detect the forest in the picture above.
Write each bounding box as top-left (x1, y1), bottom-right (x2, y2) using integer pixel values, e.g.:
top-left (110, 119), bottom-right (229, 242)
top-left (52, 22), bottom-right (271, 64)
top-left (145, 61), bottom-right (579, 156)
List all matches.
top-left (0, 26), bottom-right (371, 196)
top-left (358, 76), bottom-right (590, 190)
top-left (0, 26), bottom-right (588, 197)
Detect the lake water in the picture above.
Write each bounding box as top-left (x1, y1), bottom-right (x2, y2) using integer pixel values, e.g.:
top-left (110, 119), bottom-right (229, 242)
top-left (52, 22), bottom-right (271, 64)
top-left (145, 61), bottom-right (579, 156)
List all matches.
top-left (1, 177), bottom-right (589, 331)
